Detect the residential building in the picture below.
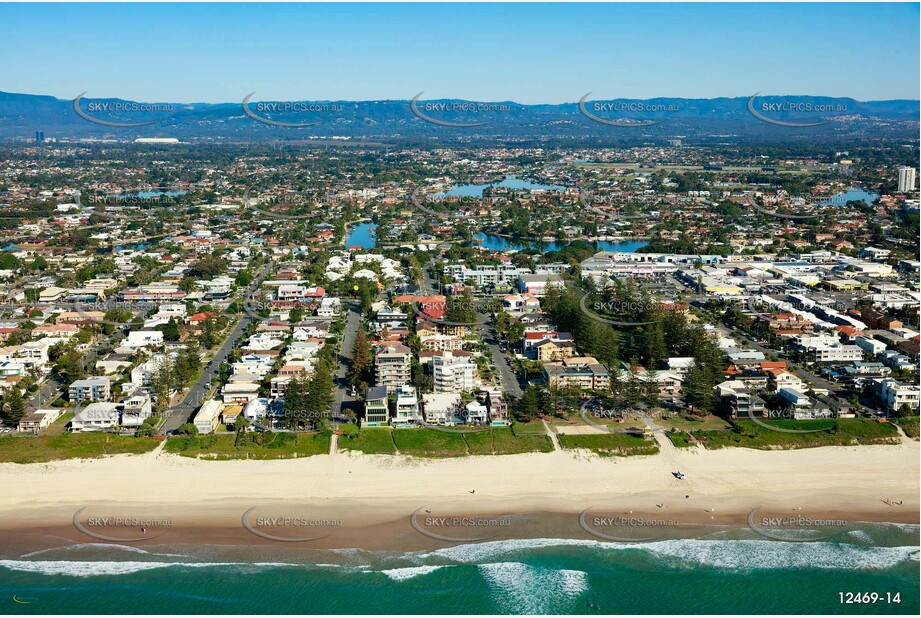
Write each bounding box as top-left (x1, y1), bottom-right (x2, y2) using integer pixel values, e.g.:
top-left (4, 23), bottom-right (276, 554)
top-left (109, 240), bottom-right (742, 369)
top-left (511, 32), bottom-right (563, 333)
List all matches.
top-left (17, 408), bottom-right (62, 433)
top-left (71, 402), bottom-right (120, 432)
top-left (544, 356), bottom-right (611, 391)
top-left (121, 393), bottom-right (153, 428)
top-left (69, 376), bottom-right (111, 402)
top-left (375, 344), bottom-right (412, 388)
top-left (364, 385), bottom-right (390, 427)
top-left (394, 385), bottom-right (421, 424)
top-left (194, 399), bottom-right (224, 434)
top-left (877, 379), bottom-right (920, 413)
top-left (433, 351), bottom-right (478, 393)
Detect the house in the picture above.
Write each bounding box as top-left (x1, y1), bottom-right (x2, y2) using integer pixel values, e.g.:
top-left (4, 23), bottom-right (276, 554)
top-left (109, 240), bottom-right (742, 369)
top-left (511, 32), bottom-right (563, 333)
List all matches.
top-left (222, 381), bottom-right (260, 404)
top-left (465, 400), bottom-right (489, 425)
top-left (69, 376), bottom-right (111, 402)
top-left (31, 323), bottom-right (80, 339)
top-left (421, 392), bottom-right (461, 426)
top-left (715, 381), bottom-right (766, 419)
top-left (71, 402), bottom-right (120, 432)
top-left (316, 297), bottom-right (341, 317)
top-left (123, 330), bottom-right (165, 350)
top-left (17, 408), bottom-right (63, 433)
top-left (121, 393), bottom-right (152, 428)
top-left (394, 385), bottom-right (421, 425)
top-left (363, 385), bottom-right (390, 427)
top-left (194, 399), bottom-right (224, 434)
top-left (483, 388), bottom-right (509, 424)
top-left (664, 357), bottom-right (696, 378)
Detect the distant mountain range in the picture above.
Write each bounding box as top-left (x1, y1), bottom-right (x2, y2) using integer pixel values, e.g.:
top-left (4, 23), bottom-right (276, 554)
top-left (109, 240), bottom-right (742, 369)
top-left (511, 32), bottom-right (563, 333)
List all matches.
top-left (1, 91), bottom-right (917, 145)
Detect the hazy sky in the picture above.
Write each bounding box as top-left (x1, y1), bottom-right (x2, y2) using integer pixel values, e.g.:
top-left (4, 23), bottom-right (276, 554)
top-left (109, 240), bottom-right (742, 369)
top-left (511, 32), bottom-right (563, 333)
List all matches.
top-left (2, 2), bottom-right (918, 103)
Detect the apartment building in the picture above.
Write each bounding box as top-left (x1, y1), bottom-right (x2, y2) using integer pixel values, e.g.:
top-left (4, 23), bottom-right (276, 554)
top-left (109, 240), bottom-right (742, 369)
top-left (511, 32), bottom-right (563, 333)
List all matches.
top-left (433, 351), bottom-right (478, 394)
top-left (543, 356), bottom-right (611, 391)
top-left (877, 379), bottom-right (920, 412)
top-left (375, 344), bottom-right (412, 389)
top-left (69, 376), bottom-right (111, 402)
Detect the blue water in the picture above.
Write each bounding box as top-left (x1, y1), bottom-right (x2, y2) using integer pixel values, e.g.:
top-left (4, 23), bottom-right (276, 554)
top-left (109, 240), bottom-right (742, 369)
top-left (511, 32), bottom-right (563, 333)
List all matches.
top-left (1, 525), bottom-right (917, 614)
top-left (132, 191), bottom-right (187, 199)
top-left (819, 189), bottom-right (879, 206)
top-left (438, 175), bottom-right (566, 197)
top-left (345, 222), bottom-right (377, 248)
top-left (475, 233), bottom-right (649, 254)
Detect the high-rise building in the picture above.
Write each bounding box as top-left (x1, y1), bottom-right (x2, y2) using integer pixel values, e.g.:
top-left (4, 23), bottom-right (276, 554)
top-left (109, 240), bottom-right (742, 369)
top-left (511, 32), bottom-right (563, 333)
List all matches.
top-left (375, 344), bottom-right (412, 389)
top-left (897, 166), bottom-right (916, 193)
top-left (35, 130), bottom-right (44, 143)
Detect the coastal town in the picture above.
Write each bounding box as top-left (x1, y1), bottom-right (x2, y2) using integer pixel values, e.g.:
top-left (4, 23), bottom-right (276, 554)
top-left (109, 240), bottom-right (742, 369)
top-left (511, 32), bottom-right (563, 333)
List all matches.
top-left (0, 142), bottom-right (918, 460)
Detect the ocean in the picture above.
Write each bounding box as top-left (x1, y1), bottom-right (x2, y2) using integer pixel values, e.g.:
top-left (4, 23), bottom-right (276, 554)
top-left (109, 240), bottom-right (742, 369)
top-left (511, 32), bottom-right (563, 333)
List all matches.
top-left (2, 524), bottom-right (918, 615)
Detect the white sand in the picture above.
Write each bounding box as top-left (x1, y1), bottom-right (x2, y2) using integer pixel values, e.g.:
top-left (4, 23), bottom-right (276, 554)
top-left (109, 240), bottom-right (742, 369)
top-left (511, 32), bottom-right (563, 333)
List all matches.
top-left (1, 440), bottom-right (917, 529)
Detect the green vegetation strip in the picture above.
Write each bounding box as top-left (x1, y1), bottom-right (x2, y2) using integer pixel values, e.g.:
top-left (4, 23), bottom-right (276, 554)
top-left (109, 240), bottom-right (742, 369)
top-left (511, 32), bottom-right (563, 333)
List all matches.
top-left (893, 417), bottom-right (919, 440)
top-left (0, 432), bottom-right (159, 464)
top-left (688, 418), bottom-right (901, 450)
top-left (164, 431), bottom-right (330, 460)
top-left (557, 433), bottom-right (659, 457)
top-left (339, 426), bottom-right (551, 457)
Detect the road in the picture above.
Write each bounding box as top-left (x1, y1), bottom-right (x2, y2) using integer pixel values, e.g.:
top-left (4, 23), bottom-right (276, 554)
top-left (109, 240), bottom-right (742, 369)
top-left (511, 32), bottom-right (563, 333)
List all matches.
top-left (159, 265), bottom-right (271, 434)
top-left (477, 320), bottom-right (523, 397)
top-left (332, 301), bottom-right (361, 420)
top-left (422, 258), bottom-right (523, 398)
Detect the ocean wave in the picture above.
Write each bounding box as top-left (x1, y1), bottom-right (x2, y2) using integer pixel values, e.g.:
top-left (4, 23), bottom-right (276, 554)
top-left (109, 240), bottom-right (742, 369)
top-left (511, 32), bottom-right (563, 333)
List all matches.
top-left (0, 560), bottom-right (296, 578)
top-left (19, 543), bottom-right (189, 560)
top-left (419, 536), bottom-right (919, 572)
top-left (642, 539), bottom-right (920, 572)
top-left (376, 565), bottom-right (447, 581)
top-left (479, 562), bottom-right (587, 614)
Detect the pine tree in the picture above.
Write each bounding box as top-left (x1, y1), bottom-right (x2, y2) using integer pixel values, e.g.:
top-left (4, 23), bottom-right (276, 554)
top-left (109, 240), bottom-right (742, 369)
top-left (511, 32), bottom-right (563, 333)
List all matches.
top-left (3, 388), bottom-right (26, 426)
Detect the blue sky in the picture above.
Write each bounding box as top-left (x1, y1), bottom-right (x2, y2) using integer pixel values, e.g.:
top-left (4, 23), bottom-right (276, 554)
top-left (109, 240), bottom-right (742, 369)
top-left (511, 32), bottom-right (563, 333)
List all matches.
top-left (1, 2), bottom-right (918, 103)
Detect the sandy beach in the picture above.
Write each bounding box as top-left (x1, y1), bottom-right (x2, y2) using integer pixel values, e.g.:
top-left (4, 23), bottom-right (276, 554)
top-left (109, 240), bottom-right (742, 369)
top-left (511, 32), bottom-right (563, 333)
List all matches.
top-left (1, 440), bottom-right (917, 554)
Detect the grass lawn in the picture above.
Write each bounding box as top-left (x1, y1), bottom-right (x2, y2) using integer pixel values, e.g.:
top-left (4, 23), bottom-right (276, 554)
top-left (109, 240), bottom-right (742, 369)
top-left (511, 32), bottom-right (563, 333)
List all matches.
top-left (0, 430), bottom-right (159, 464)
top-left (557, 432), bottom-right (659, 457)
top-left (893, 416), bottom-right (919, 440)
top-left (338, 428), bottom-right (397, 455)
top-left (164, 431), bottom-right (330, 459)
top-left (393, 428), bottom-right (468, 457)
top-left (665, 431), bottom-right (693, 448)
top-left (657, 414), bottom-right (733, 432)
top-left (691, 418), bottom-right (901, 450)
top-left (464, 426), bottom-right (553, 455)
top-left (511, 421), bottom-right (548, 435)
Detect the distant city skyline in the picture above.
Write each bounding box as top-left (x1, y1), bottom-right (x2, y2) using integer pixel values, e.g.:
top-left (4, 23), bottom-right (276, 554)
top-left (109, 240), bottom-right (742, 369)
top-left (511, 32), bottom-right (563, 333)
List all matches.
top-left (1, 2), bottom-right (918, 104)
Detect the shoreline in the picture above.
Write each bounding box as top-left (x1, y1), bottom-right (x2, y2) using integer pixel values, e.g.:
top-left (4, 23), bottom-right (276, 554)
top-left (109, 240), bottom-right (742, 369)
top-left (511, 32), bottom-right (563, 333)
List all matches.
top-left (1, 441), bottom-right (917, 556)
